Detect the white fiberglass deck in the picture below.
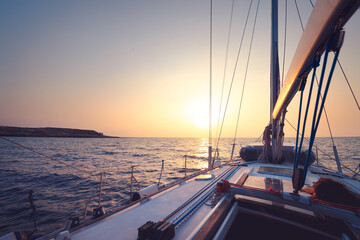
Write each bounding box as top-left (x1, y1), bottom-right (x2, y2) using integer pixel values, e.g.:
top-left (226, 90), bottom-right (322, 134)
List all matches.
top-left (70, 165), bottom-right (246, 240)
top-left (69, 161), bottom-right (360, 240)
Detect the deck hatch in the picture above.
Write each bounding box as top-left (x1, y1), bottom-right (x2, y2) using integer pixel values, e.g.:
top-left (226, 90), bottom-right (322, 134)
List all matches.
top-left (244, 176), bottom-right (284, 192)
top-left (258, 166), bottom-right (293, 177)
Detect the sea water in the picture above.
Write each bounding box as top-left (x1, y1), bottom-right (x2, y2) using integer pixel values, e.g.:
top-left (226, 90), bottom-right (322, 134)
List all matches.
top-left (0, 137), bottom-right (359, 237)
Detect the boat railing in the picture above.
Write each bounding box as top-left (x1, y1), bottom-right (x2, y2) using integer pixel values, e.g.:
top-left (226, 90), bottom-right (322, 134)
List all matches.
top-left (184, 155), bottom-right (187, 177)
top-left (83, 172), bottom-right (105, 223)
top-left (352, 164), bottom-right (360, 178)
top-left (130, 165), bottom-right (141, 200)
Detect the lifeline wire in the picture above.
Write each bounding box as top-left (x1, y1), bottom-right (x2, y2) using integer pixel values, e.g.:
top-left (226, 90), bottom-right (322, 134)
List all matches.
top-left (157, 160), bottom-right (164, 185)
top-left (0, 136), bottom-right (127, 219)
top-left (0, 137), bottom-right (130, 191)
top-left (0, 136), bottom-right (97, 177)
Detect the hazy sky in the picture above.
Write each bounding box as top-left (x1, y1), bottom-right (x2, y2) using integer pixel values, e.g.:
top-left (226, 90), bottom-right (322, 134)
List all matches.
top-left (0, 1), bottom-right (359, 138)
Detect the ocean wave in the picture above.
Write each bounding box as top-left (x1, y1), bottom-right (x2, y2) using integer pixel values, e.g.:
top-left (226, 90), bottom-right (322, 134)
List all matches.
top-left (177, 168), bottom-right (199, 173)
top-left (184, 155), bottom-right (207, 160)
top-left (132, 154), bottom-right (150, 157)
top-left (103, 151), bottom-right (119, 155)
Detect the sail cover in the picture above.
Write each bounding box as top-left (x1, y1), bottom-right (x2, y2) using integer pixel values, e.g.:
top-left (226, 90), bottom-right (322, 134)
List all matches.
top-left (272, 0), bottom-right (360, 120)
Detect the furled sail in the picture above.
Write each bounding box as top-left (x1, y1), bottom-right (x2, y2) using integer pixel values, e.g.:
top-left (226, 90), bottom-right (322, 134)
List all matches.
top-left (272, 0), bottom-right (360, 121)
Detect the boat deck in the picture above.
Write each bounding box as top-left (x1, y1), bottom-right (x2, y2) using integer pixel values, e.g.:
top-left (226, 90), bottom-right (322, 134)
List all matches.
top-left (67, 162), bottom-right (360, 239)
top-left (70, 165), bottom-right (246, 239)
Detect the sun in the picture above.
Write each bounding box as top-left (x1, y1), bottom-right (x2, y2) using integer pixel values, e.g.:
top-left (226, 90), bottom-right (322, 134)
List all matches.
top-left (186, 98), bottom-right (213, 129)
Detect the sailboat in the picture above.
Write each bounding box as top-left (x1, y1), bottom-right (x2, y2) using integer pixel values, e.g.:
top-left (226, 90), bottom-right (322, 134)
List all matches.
top-left (2, 0), bottom-right (360, 239)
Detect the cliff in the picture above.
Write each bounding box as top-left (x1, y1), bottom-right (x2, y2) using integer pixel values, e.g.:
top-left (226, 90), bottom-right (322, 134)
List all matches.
top-left (0, 126), bottom-right (117, 138)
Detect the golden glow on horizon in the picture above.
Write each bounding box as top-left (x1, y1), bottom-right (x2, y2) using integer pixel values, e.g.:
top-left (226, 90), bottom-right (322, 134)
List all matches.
top-left (0, 1), bottom-right (359, 138)
top-left (187, 98), bottom-right (209, 129)
top-left (186, 98), bottom-right (220, 130)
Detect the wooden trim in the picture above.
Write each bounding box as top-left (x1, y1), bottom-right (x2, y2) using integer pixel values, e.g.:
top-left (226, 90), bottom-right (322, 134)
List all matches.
top-left (236, 171), bottom-right (249, 186)
top-left (192, 194), bottom-right (234, 240)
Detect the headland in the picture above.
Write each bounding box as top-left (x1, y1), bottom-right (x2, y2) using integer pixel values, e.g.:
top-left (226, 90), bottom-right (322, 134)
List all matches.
top-left (0, 126), bottom-right (117, 138)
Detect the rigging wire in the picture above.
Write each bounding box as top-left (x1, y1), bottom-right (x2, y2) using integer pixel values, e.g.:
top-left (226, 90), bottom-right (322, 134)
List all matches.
top-left (209, 0), bottom-right (213, 149)
top-left (309, 0), bottom-right (360, 112)
top-left (314, 75), bottom-right (335, 145)
top-left (285, 118), bottom-right (358, 176)
top-left (294, 0), bottom-right (304, 30)
top-left (0, 136), bottom-right (97, 177)
top-left (0, 135), bottom-right (156, 207)
top-left (306, 0), bottom-right (359, 175)
top-left (215, 0), bottom-right (235, 148)
top-left (309, 0), bottom-right (314, 8)
top-left (281, 0), bottom-right (287, 87)
top-left (309, 1), bottom-right (360, 112)
top-left (0, 136), bottom-right (134, 216)
top-left (0, 136), bottom-right (133, 195)
top-left (294, 59), bottom-right (319, 172)
top-left (295, 1), bottom-right (336, 146)
top-left (255, 130), bottom-right (264, 142)
top-left (215, 0), bottom-right (253, 151)
top-left (233, 0), bottom-right (260, 144)
top-left (295, 24), bottom-right (341, 188)
top-left (337, 60), bottom-right (360, 111)
top-left (0, 137), bottom-right (170, 213)
top-left (306, 1), bottom-right (357, 174)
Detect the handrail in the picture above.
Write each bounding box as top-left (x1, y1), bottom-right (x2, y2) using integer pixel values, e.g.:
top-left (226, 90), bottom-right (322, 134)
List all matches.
top-left (83, 172), bottom-right (105, 221)
top-left (84, 184), bottom-right (100, 222)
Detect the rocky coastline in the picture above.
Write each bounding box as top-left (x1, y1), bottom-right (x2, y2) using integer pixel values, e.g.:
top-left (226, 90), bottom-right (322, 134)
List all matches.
top-left (0, 126), bottom-right (117, 138)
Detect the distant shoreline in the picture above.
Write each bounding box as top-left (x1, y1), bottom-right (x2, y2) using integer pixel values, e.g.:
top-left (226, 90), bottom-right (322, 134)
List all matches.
top-left (0, 126), bottom-right (117, 138)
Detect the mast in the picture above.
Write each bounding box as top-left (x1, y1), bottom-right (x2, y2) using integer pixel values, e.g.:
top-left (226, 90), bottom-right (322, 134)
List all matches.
top-left (270, 0), bottom-right (280, 162)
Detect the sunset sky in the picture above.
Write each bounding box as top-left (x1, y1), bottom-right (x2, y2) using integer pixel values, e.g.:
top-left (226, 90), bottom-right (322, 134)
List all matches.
top-left (0, 1), bottom-right (359, 138)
